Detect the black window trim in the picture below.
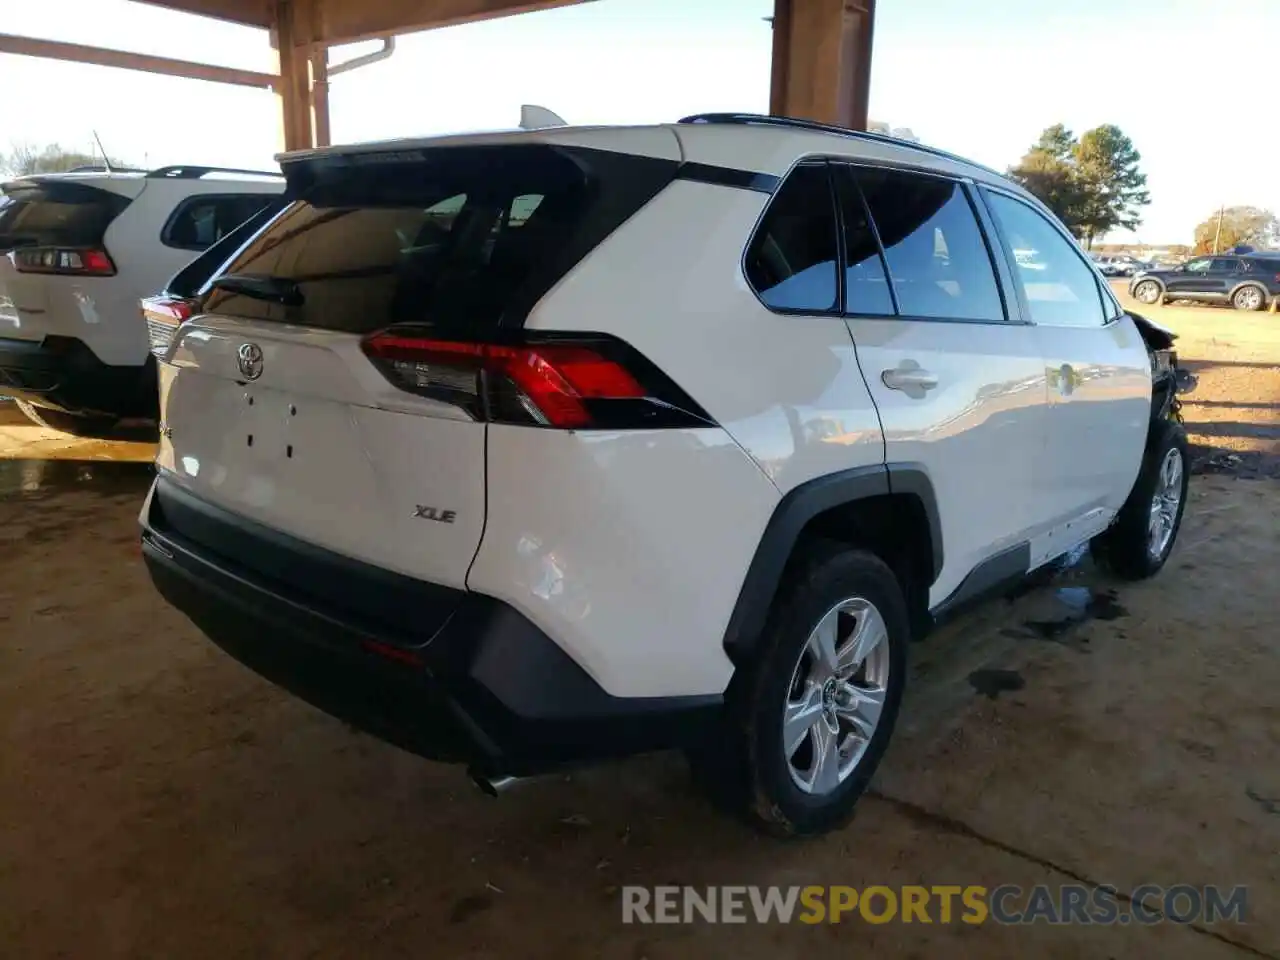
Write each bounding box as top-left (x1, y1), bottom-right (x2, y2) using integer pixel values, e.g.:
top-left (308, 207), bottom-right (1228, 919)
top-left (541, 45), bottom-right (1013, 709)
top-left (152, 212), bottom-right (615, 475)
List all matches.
top-left (741, 158), bottom-right (846, 319)
top-left (977, 183), bottom-right (1121, 329)
top-left (837, 160), bottom-right (1015, 326)
top-left (159, 192), bottom-right (280, 252)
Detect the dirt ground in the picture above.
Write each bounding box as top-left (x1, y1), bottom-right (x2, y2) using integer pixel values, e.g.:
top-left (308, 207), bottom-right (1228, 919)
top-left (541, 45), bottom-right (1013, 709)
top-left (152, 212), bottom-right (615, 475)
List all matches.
top-left (2, 292), bottom-right (1278, 958)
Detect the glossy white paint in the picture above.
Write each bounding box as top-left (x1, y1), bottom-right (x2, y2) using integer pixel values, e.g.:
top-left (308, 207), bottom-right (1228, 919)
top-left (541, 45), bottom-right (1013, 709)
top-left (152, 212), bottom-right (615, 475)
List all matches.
top-left (844, 316), bottom-right (1050, 605)
top-left (157, 316), bottom-right (486, 588)
top-left (1027, 506), bottom-right (1114, 570)
top-left (468, 424), bottom-right (780, 698)
top-left (1033, 314), bottom-right (1152, 526)
top-left (527, 180), bottom-right (885, 493)
top-left (0, 172), bottom-right (281, 366)
top-left (148, 120), bottom-right (1166, 704)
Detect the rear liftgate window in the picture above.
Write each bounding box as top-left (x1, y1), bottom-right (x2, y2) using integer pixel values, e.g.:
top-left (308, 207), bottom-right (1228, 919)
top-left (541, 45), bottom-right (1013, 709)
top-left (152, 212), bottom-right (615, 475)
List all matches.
top-left (0, 182), bottom-right (131, 275)
top-left (203, 144), bottom-right (673, 337)
top-left (205, 144), bottom-right (710, 430)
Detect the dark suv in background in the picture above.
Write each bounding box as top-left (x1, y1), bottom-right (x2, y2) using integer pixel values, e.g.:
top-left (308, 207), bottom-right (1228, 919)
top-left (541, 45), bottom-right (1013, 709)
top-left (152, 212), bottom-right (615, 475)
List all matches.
top-left (1129, 253), bottom-right (1280, 311)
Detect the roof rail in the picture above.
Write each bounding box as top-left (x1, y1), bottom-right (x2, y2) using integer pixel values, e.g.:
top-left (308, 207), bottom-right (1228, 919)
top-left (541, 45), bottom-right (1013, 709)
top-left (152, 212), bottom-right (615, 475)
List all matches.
top-left (677, 113), bottom-right (1004, 178)
top-left (146, 165), bottom-right (282, 180)
top-left (66, 164), bottom-right (146, 174)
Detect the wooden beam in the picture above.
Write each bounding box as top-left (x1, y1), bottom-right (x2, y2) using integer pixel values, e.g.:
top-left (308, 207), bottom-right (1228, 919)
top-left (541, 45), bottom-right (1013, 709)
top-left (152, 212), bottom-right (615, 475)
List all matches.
top-left (0, 32), bottom-right (278, 89)
top-left (769, 0), bottom-right (875, 130)
top-left (312, 0), bottom-right (590, 46)
top-left (274, 0), bottom-right (315, 151)
top-left (130, 0), bottom-right (274, 29)
top-left (310, 48), bottom-right (331, 147)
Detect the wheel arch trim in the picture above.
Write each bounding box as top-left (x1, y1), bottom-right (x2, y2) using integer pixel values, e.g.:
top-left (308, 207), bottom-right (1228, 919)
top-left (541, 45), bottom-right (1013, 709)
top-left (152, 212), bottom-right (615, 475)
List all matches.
top-left (722, 463), bottom-right (943, 664)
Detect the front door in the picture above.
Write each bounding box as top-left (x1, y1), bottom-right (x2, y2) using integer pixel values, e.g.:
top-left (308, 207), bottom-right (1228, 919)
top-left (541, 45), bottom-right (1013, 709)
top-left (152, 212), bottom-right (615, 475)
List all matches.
top-left (1166, 256), bottom-right (1220, 298)
top-left (834, 163), bottom-right (1052, 607)
top-left (981, 188), bottom-right (1151, 567)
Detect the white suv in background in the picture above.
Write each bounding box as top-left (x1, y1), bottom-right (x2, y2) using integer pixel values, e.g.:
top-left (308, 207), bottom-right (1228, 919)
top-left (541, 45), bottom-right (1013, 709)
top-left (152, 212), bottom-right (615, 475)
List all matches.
top-left (0, 165), bottom-right (284, 437)
top-left (139, 115), bottom-right (1190, 837)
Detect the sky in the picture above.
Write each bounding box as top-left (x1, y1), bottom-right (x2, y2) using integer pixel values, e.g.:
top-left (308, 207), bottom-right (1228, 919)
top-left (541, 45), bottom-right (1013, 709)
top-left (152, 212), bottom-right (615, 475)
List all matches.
top-left (1, 0), bottom-right (1278, 244)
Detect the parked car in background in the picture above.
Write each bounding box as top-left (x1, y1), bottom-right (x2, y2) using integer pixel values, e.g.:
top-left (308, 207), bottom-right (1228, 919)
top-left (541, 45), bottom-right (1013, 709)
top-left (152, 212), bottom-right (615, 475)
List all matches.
top-left (1130, 253), bottom-right (1280, 310)
top-left (1092, 255), bottom-right (1137, 277)
top-left (140, 112), bottom-right (1192, 837)
top-left (0, 165), bottom-right (284, 437)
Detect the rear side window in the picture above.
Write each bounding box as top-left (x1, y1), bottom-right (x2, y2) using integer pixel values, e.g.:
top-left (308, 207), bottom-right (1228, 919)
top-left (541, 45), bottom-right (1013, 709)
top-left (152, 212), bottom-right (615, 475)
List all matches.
top-left (857, 169), bottom-right (1004, 322)
top-left (162, 194), bottom-right (277, 251)
top-left (204, 145), bottom-right (674, 335)
top-left (832, 165), bottom-right (895, 316)
top-left (0, 182), bottom-right (131, 250)
top-left (744, 163), bottom-right (839, 313)
top-left (1209, 257), bottom-right (1237, 272)
top-left (985, 191), bottom-right (1108, 328)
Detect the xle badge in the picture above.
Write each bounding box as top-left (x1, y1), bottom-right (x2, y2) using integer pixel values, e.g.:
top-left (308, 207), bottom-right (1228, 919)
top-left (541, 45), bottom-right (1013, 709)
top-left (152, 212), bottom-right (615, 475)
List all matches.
top-left (414, 506), bottom-right (457, 524)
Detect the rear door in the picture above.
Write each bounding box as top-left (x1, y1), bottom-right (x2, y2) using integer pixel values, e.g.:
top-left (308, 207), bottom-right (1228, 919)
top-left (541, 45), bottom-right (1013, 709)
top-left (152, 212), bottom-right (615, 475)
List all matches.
top-left (156, 140), bottom-right (679, 588)
top-left (835, 164), bottom-right (1051, 606)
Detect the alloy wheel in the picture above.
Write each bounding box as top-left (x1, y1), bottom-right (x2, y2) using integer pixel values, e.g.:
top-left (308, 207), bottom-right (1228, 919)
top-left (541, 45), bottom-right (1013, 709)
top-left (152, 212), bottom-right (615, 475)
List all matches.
top-left (1135, 281), bottom-right (1161, 305)
top-left (782, 597), bottom-right (890, 796)
top-left (1148, 446), bottom-right (1184, 560)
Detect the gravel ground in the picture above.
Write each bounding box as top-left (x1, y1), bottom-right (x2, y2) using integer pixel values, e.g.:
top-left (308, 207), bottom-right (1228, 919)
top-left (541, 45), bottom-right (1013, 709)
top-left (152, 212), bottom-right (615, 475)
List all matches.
top-left (1, 296), bottom-right (1278, 958)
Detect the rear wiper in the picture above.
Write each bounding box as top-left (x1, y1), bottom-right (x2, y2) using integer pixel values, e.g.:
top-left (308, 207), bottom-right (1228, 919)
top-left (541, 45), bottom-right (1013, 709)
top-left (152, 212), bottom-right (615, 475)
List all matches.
top-left (211, 273), bottom-right (304, 307)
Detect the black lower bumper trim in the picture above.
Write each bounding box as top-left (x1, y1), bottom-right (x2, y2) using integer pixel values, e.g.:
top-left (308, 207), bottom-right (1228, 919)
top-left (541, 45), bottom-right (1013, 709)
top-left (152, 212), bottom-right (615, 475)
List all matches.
top-left (0, 336), bottom-right (156, 418)
top-left (141, 479), bottom-right (720, 776)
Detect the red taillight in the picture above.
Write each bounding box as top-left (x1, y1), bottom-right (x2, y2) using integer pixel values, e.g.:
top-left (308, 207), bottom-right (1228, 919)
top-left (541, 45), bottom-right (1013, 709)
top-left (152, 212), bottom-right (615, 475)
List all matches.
top-left (12, 246), bottom-right (116, 276)
top-left (361, 331), bottom-right (689, 430)
top-left (141, 295), bottom-right (195, 325)
top-left (141, 295), bottom-right (197, 358)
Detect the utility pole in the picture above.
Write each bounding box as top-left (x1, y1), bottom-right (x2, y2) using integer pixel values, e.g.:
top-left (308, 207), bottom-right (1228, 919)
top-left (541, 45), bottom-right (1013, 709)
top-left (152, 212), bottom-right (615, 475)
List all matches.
top-left (1212, 205), bottom-right (1225, 254)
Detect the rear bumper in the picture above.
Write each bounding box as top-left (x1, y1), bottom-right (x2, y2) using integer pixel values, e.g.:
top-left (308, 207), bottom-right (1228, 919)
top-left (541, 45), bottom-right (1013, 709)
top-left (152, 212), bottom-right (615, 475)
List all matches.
top-left (139, 476), bottom-right (719, 777)
top-left (0, 336), bottom-right (156, 418)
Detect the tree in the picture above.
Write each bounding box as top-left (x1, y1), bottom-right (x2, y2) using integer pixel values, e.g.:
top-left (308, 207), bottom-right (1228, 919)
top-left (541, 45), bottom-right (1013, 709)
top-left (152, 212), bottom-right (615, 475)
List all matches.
top-left (1073, 125), bottom-right (1150, 246)
top-left (0, 142), bottom-right (130, 176)
top-left (1192, 207), bottom-right (1279, 255)
top-left (1007, 124), bottom-right (1150, 248)
top-left (869, 121), bottom-right (920, 143)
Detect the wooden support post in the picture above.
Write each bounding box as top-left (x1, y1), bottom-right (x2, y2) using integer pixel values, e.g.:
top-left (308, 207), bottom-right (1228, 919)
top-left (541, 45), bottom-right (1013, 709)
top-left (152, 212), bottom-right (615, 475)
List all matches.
top-left (770, 0), bottom-right (875, 130)
top-left (311, 48), bottom-right (331, 148)
top-left (273, 0), bottom-right (314, 152)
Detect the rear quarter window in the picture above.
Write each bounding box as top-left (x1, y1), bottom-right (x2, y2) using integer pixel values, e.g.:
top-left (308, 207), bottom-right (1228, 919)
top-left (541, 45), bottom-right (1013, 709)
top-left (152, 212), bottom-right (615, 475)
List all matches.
top-left (162, 194), bottom-right (277, 251)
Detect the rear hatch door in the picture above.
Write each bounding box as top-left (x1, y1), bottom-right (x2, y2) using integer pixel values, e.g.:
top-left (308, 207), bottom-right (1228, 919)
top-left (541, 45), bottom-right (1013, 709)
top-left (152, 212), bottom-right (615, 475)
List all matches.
top-left (157, 139), bottom-right (677, 605)
top-left (0, 176), bottom-right (138, 340)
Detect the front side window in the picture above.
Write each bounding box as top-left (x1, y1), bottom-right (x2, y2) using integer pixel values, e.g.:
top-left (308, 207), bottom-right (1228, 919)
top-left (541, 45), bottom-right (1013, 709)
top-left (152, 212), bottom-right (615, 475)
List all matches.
top-left (985, 191), bottom-right (1108, 328)
top-left (744, 163), bottom-right (839, 313)
top-left (856, 169), bottom-right (1004, 322)
top-left (1184, 258), bottom-right (1212, 273)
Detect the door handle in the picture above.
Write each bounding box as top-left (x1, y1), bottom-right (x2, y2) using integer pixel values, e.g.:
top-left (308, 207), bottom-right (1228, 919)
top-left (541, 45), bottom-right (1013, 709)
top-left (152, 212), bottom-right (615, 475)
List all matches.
top-left (1056, 363), bottom-right (1076, 396)
top-left (881, 362), bottom-right (939, 399)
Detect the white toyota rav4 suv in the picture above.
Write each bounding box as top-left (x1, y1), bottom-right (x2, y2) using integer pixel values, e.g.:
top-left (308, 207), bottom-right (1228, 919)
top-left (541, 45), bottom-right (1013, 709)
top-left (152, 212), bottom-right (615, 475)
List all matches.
top-left (0, 165), bottom-right (283, 436)
top-left (139, 114), bottom-right (1190, 836)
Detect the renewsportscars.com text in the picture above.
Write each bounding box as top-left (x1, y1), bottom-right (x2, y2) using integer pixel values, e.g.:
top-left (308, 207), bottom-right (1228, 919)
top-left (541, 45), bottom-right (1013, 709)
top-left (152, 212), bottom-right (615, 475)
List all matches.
top-left (621, 884), bottom-right (1248, 926)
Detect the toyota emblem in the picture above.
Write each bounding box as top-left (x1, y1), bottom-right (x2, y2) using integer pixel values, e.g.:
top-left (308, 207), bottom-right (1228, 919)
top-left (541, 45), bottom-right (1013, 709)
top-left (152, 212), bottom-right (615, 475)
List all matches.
top-left (237, 342), bottom-right (264, 381)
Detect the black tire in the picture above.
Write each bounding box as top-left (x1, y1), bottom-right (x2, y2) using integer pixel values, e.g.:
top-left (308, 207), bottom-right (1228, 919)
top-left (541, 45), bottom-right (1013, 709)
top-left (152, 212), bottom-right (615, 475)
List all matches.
top-left (1231, 284), bottom-right (1266, 312)
top-left (13, 400), bottom-right (120, 439)
top-left (689, 543), bottom-right (909, 837)
top-left (1091, 419), bottom-right (1189, 580)
top-left (1133, 280), bottom-right (1163, 306)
